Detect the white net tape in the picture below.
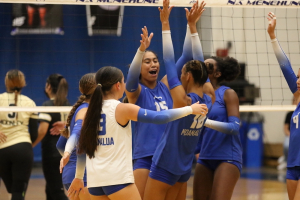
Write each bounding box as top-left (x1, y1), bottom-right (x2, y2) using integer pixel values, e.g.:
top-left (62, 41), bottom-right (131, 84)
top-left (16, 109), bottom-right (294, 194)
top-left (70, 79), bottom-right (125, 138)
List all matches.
top-left (0, 0), bottom-right (300, 8)
top-left (0, 105), bottom-right (296, 113)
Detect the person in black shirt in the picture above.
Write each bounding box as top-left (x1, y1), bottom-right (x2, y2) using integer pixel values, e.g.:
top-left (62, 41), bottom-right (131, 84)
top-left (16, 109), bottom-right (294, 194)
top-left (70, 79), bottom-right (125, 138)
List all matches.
top-left (33, 74), bottom-right (69, 200)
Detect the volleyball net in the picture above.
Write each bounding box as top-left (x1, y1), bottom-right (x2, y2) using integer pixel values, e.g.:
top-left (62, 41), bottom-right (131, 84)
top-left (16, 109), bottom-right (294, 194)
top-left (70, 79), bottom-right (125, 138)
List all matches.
top-left (0, 0), bottom-right (299, 114)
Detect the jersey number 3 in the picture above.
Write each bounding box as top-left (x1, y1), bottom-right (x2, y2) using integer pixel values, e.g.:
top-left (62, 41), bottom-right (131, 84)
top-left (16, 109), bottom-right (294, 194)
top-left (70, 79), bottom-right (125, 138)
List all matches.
top-left (98, 114), bottom-right (106, 135)
top-left (7, 104), bottom-right (16, 119)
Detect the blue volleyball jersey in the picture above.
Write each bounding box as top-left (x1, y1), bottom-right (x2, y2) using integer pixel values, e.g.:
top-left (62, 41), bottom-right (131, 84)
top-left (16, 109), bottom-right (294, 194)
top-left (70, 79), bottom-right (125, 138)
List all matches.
top-left (152, 93), bottom-right (212, 175)
top-left (62, 103), bottom-right (88, 184)
top-left (288, 103), bottom-right (300, 167)
top-left (199, 86), bottom-right (242, 163)
top-left (132, 81), bottom-right (173, 160)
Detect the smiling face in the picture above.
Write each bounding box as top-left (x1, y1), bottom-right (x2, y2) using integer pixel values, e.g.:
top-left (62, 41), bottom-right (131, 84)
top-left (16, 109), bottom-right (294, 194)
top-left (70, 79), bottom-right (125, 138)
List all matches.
top-left (140, 51), bottom-right (160, 83)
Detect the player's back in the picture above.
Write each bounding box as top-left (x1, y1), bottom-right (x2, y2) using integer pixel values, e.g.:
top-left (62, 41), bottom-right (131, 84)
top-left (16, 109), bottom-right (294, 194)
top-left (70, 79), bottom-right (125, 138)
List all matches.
top-left (0, 92), bottom-right (37, 149)
top-left (152, 93), bottom-right (212, 175)
top-left (86, 99), bottom-right (134, 187)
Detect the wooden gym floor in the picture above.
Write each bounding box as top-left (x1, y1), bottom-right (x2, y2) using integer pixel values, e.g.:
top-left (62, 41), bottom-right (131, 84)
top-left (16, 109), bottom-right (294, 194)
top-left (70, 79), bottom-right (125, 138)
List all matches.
top-left (0, 166), bottom-right (289, 200)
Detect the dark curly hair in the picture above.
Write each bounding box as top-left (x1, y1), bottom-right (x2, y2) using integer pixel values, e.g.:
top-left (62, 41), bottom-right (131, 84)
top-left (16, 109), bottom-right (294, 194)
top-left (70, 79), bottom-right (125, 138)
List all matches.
top-left (211, 56), bottom-right (240, 82)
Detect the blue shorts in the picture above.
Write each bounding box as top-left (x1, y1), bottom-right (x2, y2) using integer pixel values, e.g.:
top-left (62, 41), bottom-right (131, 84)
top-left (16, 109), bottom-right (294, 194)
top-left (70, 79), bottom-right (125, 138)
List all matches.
top-left (88, 183), bottom-right (132, 196)
top-left (197, 159), bottom-right (242, 173)
top-left (286, 167), bottom-right (300, 181)
top-left (149, 162), bottom-right (191, 186)
top-left (64, 182), bottom-right (87, 191)
top-left (133, 156), bottom-right (152, 171)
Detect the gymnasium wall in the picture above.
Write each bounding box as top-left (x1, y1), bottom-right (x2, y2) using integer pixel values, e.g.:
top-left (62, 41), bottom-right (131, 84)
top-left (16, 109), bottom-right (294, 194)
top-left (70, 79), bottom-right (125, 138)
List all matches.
top-left (0, 4), bottom-right (187, 106)
top-left (0, 4), bottom-right (294, 144)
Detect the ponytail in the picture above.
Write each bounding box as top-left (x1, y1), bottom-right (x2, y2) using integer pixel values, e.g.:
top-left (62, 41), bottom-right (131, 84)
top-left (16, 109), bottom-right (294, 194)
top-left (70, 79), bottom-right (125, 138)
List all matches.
top-left (61, 94), bottom-right (86, 138)
top-left (54, 77), bottom-right (68, 106)
top-left (78, 85), bottom-right (103, 158)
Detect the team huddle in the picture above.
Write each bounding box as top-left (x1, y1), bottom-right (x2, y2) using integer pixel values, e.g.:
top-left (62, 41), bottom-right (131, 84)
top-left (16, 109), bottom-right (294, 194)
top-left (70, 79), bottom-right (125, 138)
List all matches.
top-left (1, 1), bottom-right (300, 200)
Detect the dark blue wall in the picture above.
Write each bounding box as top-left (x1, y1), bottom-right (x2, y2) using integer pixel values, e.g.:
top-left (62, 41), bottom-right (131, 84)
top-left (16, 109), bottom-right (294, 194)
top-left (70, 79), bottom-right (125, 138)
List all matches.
top-left (0, 4), bottom-right (187, 105)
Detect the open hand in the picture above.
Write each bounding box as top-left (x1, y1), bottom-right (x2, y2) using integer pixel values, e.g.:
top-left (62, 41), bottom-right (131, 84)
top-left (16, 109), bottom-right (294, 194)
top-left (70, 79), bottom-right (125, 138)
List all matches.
top-left (185, 1), bottom-right (206, 25)
top-left (158, 0), bottom-right (174, 25)
top-left (139, 26), bottom-right (153, 52)
top-left (267, 12), bottom-right (276, 39)
top-left (50, 121), bottom-right (65, 135)
top-left (67, 178), bottom-right (85, 199)
top-left (191, 102), bottom-right (208, 116)
top-left (60, 152), bottom-right (70, 173)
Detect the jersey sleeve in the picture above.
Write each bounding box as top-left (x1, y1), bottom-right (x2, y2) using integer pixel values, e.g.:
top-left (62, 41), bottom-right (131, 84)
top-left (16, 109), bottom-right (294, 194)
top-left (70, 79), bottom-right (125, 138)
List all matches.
top-left (175, 25), bottom-right (193, 78)
top-left (38, 101), bottom-right (52, 123)
top-left (162, 30), bottom-right (181, 89)
top-left (271, 38), bottom-right (297, 94)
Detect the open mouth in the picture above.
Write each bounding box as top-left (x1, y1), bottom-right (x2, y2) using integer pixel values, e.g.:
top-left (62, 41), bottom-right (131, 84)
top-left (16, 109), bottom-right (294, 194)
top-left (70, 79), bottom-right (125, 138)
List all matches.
top-left (149, 70), bottom-right (157, 75)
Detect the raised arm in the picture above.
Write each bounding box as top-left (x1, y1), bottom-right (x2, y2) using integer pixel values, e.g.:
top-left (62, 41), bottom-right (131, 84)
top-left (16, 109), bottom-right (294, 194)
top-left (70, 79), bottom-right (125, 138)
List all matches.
top-left (125, 27), bottom-right (153, 104)
top-left (174, 25), bottom-right (193, 77)
top-left (267, 12), bottom-right (298, 95)
top-left (185, 1), bottom-right (205, 62)
top-left (185, 1), bottom-right (215, 104)
top-left (159, 0), bottom-right (191, 108)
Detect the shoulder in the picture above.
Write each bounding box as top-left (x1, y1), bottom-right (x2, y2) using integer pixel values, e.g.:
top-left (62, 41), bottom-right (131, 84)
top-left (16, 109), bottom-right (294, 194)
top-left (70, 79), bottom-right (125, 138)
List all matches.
top-left (20, 94), bottom-right (36, 107)
top-left (223, 88), bottom-right (239, 105)
top-left (65, 100), bottom-right (71, 106)
top-left (0, 92), bottom-right (7, 98)
top-left (158, 81), bottom-right (170, 91)
top-left (42, 100), bottom-right (53, 106)
top-left (75, 107), bottom-right (88, 120)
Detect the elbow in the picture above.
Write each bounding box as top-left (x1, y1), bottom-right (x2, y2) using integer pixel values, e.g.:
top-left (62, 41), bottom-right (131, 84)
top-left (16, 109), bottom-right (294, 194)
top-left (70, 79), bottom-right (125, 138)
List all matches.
top-left (229, 125), bottom-right (240, 135)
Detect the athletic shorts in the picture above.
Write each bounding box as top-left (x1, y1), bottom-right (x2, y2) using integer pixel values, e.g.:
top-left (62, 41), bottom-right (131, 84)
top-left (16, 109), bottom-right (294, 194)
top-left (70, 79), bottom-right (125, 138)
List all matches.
top-left (88, 183), bottom-right (132, 196)
top-left (149, 162), bottom-right (191, 186)
top-left (63, 182), bottom-right (87, 191)
top-left (286, 167), bottom-right (300, 181)
top-left (197, 159), bottom-right (242, 173)
top-left (133, 156), bottom-right (152, 171)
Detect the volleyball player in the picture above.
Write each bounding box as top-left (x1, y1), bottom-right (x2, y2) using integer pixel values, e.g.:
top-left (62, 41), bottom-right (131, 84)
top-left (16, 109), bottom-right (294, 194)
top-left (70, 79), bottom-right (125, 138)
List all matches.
top-left (267, 12), bottom-right (300, 200)
top-left (125, 5), bottom-right (214, 200)
top-left (192, 42), bottom-right (241, 200)
top-left (66, 66), bottom-right (208, 200)
top-left (32, 74), bottom-right (69, 200)
top-left (0, 69), bottom-right (38, 200)
top-left (142, 2), bottom-right (212, 200)
top-left (56, 73), bottom-right (96, 200)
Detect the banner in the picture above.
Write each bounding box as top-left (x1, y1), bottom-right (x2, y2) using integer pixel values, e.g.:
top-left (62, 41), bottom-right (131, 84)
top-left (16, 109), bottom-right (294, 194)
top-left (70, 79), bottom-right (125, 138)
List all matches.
top-left (86, 5), bottom-right (124, 36)
top-left (1, 0), bottom-right (300, 7)
top-left (11, 4), bottom-right (63, 35)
